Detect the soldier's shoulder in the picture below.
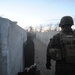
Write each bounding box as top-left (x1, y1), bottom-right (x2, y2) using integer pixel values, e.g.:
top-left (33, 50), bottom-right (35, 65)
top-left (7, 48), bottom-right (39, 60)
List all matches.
top-left (53, 32), bottom-right (60, 39)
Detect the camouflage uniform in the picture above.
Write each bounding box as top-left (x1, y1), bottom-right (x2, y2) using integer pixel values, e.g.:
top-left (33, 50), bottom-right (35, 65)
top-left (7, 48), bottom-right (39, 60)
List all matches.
top-left (46, 29), bottom-right (75, 75)
top-left (46, 30), bottom-right (75, 75)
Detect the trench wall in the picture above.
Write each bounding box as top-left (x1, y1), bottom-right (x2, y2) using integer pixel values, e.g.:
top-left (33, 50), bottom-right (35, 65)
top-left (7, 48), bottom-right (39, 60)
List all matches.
top-left (0, 18), bottom-right (27, 75)
top-left (36, 31), bottom-right (59, 47)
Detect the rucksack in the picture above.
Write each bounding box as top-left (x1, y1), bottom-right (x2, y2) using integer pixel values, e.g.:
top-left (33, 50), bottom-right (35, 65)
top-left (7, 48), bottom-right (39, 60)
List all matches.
top-left (60, 32), bottom-right (75, 63)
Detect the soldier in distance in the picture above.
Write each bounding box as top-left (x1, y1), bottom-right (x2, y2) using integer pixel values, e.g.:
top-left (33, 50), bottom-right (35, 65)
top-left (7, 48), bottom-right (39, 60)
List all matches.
top-left (46, 16), bottom-right (75, 75)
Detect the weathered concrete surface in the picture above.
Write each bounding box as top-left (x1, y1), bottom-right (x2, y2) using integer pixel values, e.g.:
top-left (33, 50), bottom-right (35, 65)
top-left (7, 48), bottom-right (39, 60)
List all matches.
top-left (36, 31), bottom-right (59, 47)
top-left (35, 31), bottom-right (59, 75)
top-left (0, 17), bottom-right (27, 75)
top-left (34, 39), bottom-right (56, 75)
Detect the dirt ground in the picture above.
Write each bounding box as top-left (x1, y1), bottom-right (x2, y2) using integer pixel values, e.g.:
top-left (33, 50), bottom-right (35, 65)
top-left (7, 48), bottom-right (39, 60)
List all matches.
top-left (34, 39), bottom-right (56, 75)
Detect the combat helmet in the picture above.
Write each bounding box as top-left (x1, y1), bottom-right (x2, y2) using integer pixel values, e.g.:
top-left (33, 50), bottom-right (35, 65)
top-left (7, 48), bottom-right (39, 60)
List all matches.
top-left (59, 16), bottom-right (74, 27)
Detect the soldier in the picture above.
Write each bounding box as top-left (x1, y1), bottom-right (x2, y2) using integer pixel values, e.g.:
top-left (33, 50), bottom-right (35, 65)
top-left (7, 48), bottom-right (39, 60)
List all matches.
top-left (46, 16), bottom-right (75, 75)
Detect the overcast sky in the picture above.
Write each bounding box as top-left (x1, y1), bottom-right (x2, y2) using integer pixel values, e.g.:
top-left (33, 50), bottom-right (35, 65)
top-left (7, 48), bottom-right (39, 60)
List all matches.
top-left (0, 0), bottom-right (75, 28)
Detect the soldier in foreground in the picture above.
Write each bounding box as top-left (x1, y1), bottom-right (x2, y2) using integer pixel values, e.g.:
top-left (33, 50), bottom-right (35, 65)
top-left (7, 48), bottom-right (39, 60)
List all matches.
top-left (46, 16), bottom-right (75, 75)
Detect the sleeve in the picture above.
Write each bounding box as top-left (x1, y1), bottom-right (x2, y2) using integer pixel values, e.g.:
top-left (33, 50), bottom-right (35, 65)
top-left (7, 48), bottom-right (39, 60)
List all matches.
top-left (46, 34), bottom-right (60, 64)
top-left (46, 38), bottom-right (53, 65)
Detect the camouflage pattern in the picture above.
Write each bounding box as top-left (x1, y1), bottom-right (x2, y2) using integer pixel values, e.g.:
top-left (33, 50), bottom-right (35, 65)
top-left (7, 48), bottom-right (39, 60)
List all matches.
top-left (46, 29), bottom-right (75, 75)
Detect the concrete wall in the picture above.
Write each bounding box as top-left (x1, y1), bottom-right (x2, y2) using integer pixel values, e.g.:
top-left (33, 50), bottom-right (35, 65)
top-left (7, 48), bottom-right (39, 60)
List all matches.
top-left (36, 31), bottom-right (59, 75)
top-left (0, 18), bottom-right (27, 75)
top-left (36, 31), bottom-right (59, 47)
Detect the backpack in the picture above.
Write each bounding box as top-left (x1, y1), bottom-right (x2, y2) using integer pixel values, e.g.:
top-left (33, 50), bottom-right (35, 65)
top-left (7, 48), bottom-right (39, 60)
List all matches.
top-left (60, 32), bottom-right (75, 63)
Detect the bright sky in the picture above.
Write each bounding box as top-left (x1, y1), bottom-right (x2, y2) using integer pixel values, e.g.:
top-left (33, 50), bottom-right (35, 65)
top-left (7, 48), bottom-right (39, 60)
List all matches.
top-left (0, 0), bottom-right (75, 28)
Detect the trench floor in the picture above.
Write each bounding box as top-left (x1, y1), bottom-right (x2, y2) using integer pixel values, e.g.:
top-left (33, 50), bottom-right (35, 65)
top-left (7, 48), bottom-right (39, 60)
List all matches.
top-left (34, 39), bottom-right (55, 75)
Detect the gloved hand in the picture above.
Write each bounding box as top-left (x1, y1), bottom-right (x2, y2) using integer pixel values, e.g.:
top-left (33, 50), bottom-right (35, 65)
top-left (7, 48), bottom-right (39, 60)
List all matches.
top-left (46, 63), bottom-right (51, 70)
